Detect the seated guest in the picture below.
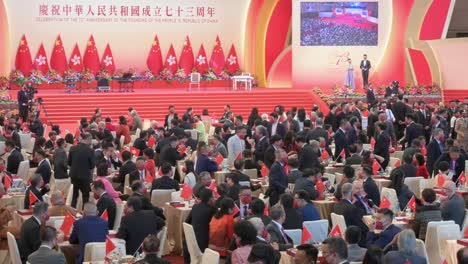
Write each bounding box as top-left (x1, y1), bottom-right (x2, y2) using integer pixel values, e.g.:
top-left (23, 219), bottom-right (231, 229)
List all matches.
top-left (52, 138), bottom-right (68, 179)
top-left (245, 199), bottom-right (272, 226)
top-left (193, 171), bottom-right (213, 198)
top-left (34, 149), bottom-right (51, 184)
top-left (399, 153), bottom-right (417, 178)
top-left (366, 208), bottom-right (401, 249)
top-left (151, 162), bottom-right (180, 191)
top-left (413, 188), bottom-right (442, 239)
top-left (28, 226), bottom-right (66, 264)
top-left (266, 205), bottom-right (293, 251)
top-left (248, 217), bottom-right (270, 244)
top-left (134, 235), bottom-right (169, 264)
top-left (247, 243), bottom-right (281, 264)
top-left (44, 131), bottom-right (57, 150)
top-left (69, 203), bottom-right (109, 264)
top-left (280, 193), bottom-right (303, 230)
top-left (18, 202), bottom-right (49, 263)
top-left (95, 162), bottom-right (121, 202)
top-left (242, 149), bottom-right (258, 172)
top-left (457, 247), bottom-right (468, 264)
top-left (294, 244), bottom-right (319, 264)
top-left (130, 180), bottom-right (165, 220)
top-left (183, 159), bottom-right (197, 188)
top-left (321, 237), bottom-right (349, 264)
top-left (24, 174), bottom-right (49, 209)
top-left (441, 181), bottom-right (465, 228)
top-left (48, 191), bottom-right (77, 217)
top-left (143, 148), bottom-right (156, 179)
top-left (132, 130), bottom-right (148, 156)
top-left (287, 158), bottom-right (302, 183)
top-left (352, 180), bottom-right (374, 216)
top-left (96, 143), bottom-right (121, 170)
top-left (117, 196), bottom-right (165, 254)
top-left (294, 191), bottom-right (320, 221)
top-left (389, 169), bottom-right (414, 210)
top-left (226, 173), bottom-right (242, 201)
top-left (5, 140), bottom-right (23, 175)
top-left (383, 229), bottom-right (426, 264)
top-left (235, 186), bottom-right (254, 219)
top-left (434, 146), bottom-right (465, 182)
top-left (211, 134), bottom-right (228, 159)
top-left (359, 166), bottom-right (381, 206)
top-left (129, 157), bottom-right (150, 185)
top-left (345, 226), bottom-right (366, 262)
top-left (113, 150), bottom-right (136, 192)
top-left (363, 246), bottom-right (384, 264)
top-left (231, 159), bottom-right (251, 182)
top-left (186, 188), bottom-right (217, 252)
top-left (294, 168), bottom-right (320, 201)
top-left (402, 138), bottom-right (422, 161)
top-left (92, 180), bottom-right (116, 230)
top-left (208, 197), bottom-right (235, 257)
top-left (231, 220), bottom-right (258, 264)
top-left (334, 165), bottom-right (355, 200)
top-left (195, 142), bottom-right (219, 175)
top-left (345, 144), bottom-right (363, 165)
top-left (414, 153), bottom-right (429, 179)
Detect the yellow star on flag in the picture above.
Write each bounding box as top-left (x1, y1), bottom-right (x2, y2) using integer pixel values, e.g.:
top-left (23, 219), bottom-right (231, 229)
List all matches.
top-left (88, 41), bottom-right (93, 46)
top-left (20, 40), bottom-right (25, 45)
top-left (153, 40), bottom-right (158, 46)
top-left (55, 40), bottom-right (61, 46)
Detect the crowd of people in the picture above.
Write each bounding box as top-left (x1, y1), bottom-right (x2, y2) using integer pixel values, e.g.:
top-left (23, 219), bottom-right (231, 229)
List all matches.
top-left (0, 90), bottom-right (468, 264)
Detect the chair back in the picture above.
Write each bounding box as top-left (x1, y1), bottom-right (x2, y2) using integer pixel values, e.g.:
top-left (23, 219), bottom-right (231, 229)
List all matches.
top-left (461, 209), bottom-right (468, 236)
top-left (0, 141), bottom-right (5, 156)
top-left (53, 178), bottom-right (71, 195)
top-left (135, 128), bottom-right (141, 139)
top-left (113, 203), bottom-right (124, 232)
top-left (415, 239), bottom-right (428, 259)
top-left (404, 177), bottom-right (424, 199)
top-left (419, 178), bottom-right (436, 194)
top-left (241, 72), bottom-right (251, 77)
top-left (18, 132), bottom-right (32, 150)
top-left (42, 124), bottom-right (47, 137)
top-left (25, 137), bottom-right (35, 154)
top-left (201, 248), bottom-right (220, 263)
top-left (157, 226), bottom-right (168, 258)
top-left (388, 157), bottom-right (400, 168)
top-left (380, 187), bottom-right (399, 212)
top-left (303, 220), bottom-right (329, 243)
top-left (183, 223), bottom-right (203, 264)
top-left (331, 213), bottom-right (347, 235)
top-left (239, 181), bottom-right (251, 187)
top-left (17, 160), bottom-right (30, 180)
top-left (151, 189), bottom-right (175, 208)
top-left (259, 193), bottom-right (270, 208)
top-left (284, 229), bottom-right (302, 246)
top-left (124, 174), bottom-right (131, 195)
top-left (323, 173), bottom-right (335, 185)
top-left (393, 151), bottom-right (404, 161)
top-left (65, 184), bottom-right (83, 210)
top-left (436, 224), bottom-right (461, 264)
top-left (190, 72), bottom-right (201, 84)
top-left (171, 191), bottom-right (183, 202)
top-left (7, 232), bottom-right (21, 264)
top-left (83, 239), bottom-right (126, 262)
top-left (46, 216), bottom-right (65, 227)
top-left (111, 131), bottom-right (117, 138)
top-left (425, 220), bottom-right (455, 264)
top-left (243, 169), bottom-right (257, 179)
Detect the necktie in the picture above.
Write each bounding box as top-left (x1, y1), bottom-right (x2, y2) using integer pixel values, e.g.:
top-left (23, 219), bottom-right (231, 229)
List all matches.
top-left (243, 205), bottom-right (248, 218)
top-left (107, 159), bottom-right (112, 168)
top-left (280, 227), bottom-right (289, 244)
top-left (140, 170), bottom-right (144, 180)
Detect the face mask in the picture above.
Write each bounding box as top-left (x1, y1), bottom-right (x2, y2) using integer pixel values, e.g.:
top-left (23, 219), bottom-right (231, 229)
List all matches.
top-left (241, 197), bottom-right (252, 205)
top-left (280, 157), bottom-right (288, 164)
top-left (182, 167), bottom-right (187, 173)
top-left (238, 134), bottom-right (245, 140)
top-left (261, 229), bottom-right (269, 239)
top-left (375, 221), bottom-right (384, 230)
top-left (93, 193), bottom-right (100, 200)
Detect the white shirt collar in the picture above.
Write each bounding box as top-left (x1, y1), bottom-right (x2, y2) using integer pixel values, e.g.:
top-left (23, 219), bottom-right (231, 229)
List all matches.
top-left (33, 216), bottom-right (41, 225)
top-left (272, 220), bottom-right (283, 230)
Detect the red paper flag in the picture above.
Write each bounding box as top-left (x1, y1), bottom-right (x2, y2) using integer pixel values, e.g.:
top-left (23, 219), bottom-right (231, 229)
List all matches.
top-left (301, 225), bottom-right (312, 244)
top-left (215, 154), bottom-right (224, 166)
top-left (33, 43), bottom-right (50, 75)
top-left (178, 145), bottom-right (187, 154)
top-left (147, 35), bottom-right (164, 75)
top-left (321, 150), bottom-right (330, 160)
top-left (50, 35), bottom-right (68, 75)
top-left (263, 204), bottom-right (269, 216)
top-left (420, 146), bottom-right (427, 156)
top-left (232, 203), bottom-right (240, 216)
top-left (339, 149), bottom-right (346, 159)
top-left (148, 136), bottom-right (156, 148)
top-left (329, 225), bottom-right (342, 238)
top-left (394, 160), bottom-right (401, 168)
top-left (209, 181), bottom-right (219, 196)
top-left (60, 212), bottom-right (76, 236)
top-left (100, 44), bottom-right (116, 75)
top-left (459, 172), bottom-right (466, 185)
top-left (4, 174), bottom-right (12, 190)
top-left (370, 137), bottom-right (376, 147)
top-left (15, 35), bottom-right (33, 76)
top-left (225, 44), bottom-right (240, 74)
top-left (404, 259), bottom-right (411, 264)
top-left (130, 147), bottom-right (140, 157)
top-left (158, 167), bottom-right (163, 177)
top-left (261, 165), bottom-right (269, 178)
top-left (83, 35), bottom-right (100, 74)
top-left (195, 44), bottom-right (208, 73)
top-left (69, 43), bottom-right (83, 72)
top-left (236, 152), bottom-right (242, 160)
top-left (209, 36), bottom-right (225, 75)
top-left (380, 196), bottom-right (391, 209)
top-left (100, 209), bottom-right (108, 221)
top-left (145, 173), bottom-right (154, 184)
top-left (464, 226), bottom-right (468, 238)
top-left (407, 195), bottom-right (416, 211)
top-left (437, 173), bottom-right (445, 187)
top-left (179, 36), bottom-right (194, 75)
top-left (29, 191), bottom-right (39, 208)
top-left (105, 236), bottom-right (116, 256)
top-left (164, 44), bottom-right (178, 74)
top-left (180, 183), bottom-right (193, 200)
top-left (372, 159), bottom-right (381, 175)
top-left (316, 178), bottom-right (325, 194)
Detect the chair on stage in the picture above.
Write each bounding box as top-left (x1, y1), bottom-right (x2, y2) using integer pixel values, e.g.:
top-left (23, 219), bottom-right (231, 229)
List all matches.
top-left (189, 72), bottom-right (201, 91)
top-left (97, 78), bottom-right (111, 92)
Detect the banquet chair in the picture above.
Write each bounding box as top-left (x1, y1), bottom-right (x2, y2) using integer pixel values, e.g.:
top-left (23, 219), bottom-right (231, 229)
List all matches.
top-left (461, 209), bottom-right (468, 235)
top-left (157, 226), bottom-right (168, 258)
top-left (425, 220), bottom-right (455, 264)
top-left (239, 181), bottom-right (251, 187)
top-left (323, 173), bottom-right (335, 186)
top-left (171, 191), bottom-right (183, 202)
top-left (202, 248), bottom-right (220, 263)
top-left (53, 178), bottom-right (71, 196)
top-left (284, 229), bottom-right (302, 245)
top-left (436, 224), bottom-right (461, 264)
top-left (83, 239), bottom-right (126, 262)
top-left (54, 220), bottom-right (64, 230)
top-left (46, 216), bottom-right (65, 227)
top-left (183, 223), bottom-right (203, 264)
top-left (419, 178), bottom-right (436, 194)
top-left (189, 72), bottom-right (201, 91)
top-left (119, 136), bottom-right (125, 149)
top-left (7, 232), bottom-right (21, 264)
top-left (380, 187), bottom-right (399, 212)
top-left (21, 150), bottom-right (29, 162)
top-left (16, 160), bottom-right (30, 180)
top-left (124, 174), bottom-right (131, 195)
top-left (404, 177), bottom-right (424, 199)
top-left (243, 169), bottom-right (257, 179)
top-left (0, 141), bottom-right (5, 156)
top-left (143, 119), bottom-right (150, 130)
top-left (111, 131), bottom-right (116, 138)
top-left (331, 213), bottom-right (347, 235)
top-left (393, 151), bottom-right (404, 161)
top-left (415, 239), bottom-right (428, 259)
top-left (18, 132), bottom-right (32, 150)
top-left (259, 193), bottom-right (270, 208)
top-left (388, 157), bottom-right (400, 169)
top-left (25, 137), bottom-right (35, 154)
top-left (113, 203), bottom-right (124, 232)
top-left (151, 189), bottom-right (175, 208)
top-left (135, 128), bottom-right (141, 139)
top-left (303, 220), bottom-right (329, 243)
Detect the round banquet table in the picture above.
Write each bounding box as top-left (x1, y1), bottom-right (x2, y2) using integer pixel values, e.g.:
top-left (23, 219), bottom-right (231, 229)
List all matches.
top-left (164, 201), bottom-right (193, 255)
top-left (312, 199), bottom-right (336, 222)
top-left (0, 193), bottom-right (25, 210)
top-left (374, 178), bottom-right (392, 191)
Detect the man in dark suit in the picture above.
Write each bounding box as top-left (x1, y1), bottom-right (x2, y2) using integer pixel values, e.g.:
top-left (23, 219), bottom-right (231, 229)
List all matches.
top-left (128, 157), bottom-right (150, 186)
top-left (117, 196), bottom-right (165, 254)
top-left (17, 84), bottom-right (30, 122)
top-left (434, 146), bottom-right (466, 182)
top-left (159, 136), bottom-right (186, 181)
top-left (353, 180), bottom-right (375, 216)
top-left (392, 95), bottom-right (409, 140)
top-left (374, 122), bottom-right (390, 169)
top-left (130, 180), bottom-right (165, 220)
top-left (132, 130), bottom-right (148, 156)
top-left (267, 112), bottom-right (286, 138)
top-left (400, 113), bottom-right (424, 149)
top-left (334, 119), bottom-right (351, 162)
top-left (134, 235), bottom-right (170, 264)
top-left (34, 149), bottom-right (51, 184)
top-left (263, 135), bottom-right (282, 169)
top-left (24, 174), bottom-right (49, 209)
top-left (345, 144), bottom-right (363, 165)
top-left (69, 202), bottom-right (109, 264)
top-left (365, 208), bottom-right (401, 249)
top-left (295, 135), bottom-right (320, 171)
top-left (426, 128), bottom-right (445, 176)
top-left (322, 237), bottom-right (350, 264)
top-left (18, 202), bottom-right (49, 262)
top-left (266, 205), bottom-right (293, 251)
top-left (325, 104), bottom-right (339, 132)
top-left (359, 166), bottom-right (380, 206)
top-left (245, 199), bottom-right (272, 226)
top-left (168, 119), bottom-right (185, 139)
top-left (28, 226), bottom-right (66, 264)
top-left (113, 151), bottom-right (137, 192)
top-left (4, 140), bottom-right (23, 175)
top-left (93, 180), bottom-right (116, 230)
top-left (52, 138), bottom-right (68, 180)
top-left (68, 132), bottom-right (95, 209)
top-left (253, 125), bottom-right (269, 164)
top-left (416, 101), bottom-right (432, 141)
top-left (360, 54), bottom-right (371, 87)
top-left (293, 168), bottom-right (320, 201)
top-left (164, 105), bottom-right (178, 129)
top-left (307, 118), bottom-right (329, 145)
top-left (268, 149), bottom-right (289, 206)
top-left (282, 111), bottom-right (299, 133)
top-left (441, 181), bottom-right (466, 228)
top-left (151, 162), bottom-right (180, 192)
top-left (399, 153), bottom-right (417, 178)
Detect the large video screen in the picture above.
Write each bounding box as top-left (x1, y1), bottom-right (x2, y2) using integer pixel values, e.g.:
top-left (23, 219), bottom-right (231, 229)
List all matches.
top-left (301, 2), bottom-right (378, 46)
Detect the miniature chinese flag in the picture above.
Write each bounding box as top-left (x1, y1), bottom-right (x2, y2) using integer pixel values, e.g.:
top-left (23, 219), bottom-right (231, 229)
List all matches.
top-left (321, 150), bottom-right (330, 160)
top-left (236, 152), bottom-right (242, 160)
top-left (145, 173), bottom-right (154, 184)
top-left (329, 225), bottom-right (342, 238)
top-left (148, 136), bottom-right (156, 148)
top-left (372, 159), bottom-right (381, 175)
top-left (60, 212), bottom-right (76, 236)
top-left (394, 160), bottom-right (401, 168)
top-left (437, 173), bottom-right (445, 187)
top-left (316, 178), bottom-right (325, 194)
top-left (464, 226), bottom-right (468, 238)
top-left (158, 167), bottom-right (163, 177)
top-left (178, 145), bottom-right (187, 154)
top-left (4, 174), bottom-right (12, 190)
top-left (408, 195), bottom-right (416, 211)
top-left (261, 165), bottom-right (269, 178)
top-left (264, 204), bottom-right (269, 216)
top-left (105, 236), bottom-right (116, 256)
top-left (370, 137), bottom-right (376, 147)
top-left (459, 172), bottom-right (466, 185)
top-left (301, 225), bottom-right (312, 244)
top-left (216, 153), bottom-right (224, 165)
top-left (180, 183), bottom-right (193, 200)
top-left (209, 181), bottom-right (219, 196)
top-left (420, 146), bottom-right (427, 156)
top-left (339, 149), bottom-right (346, 159)
top-left (380, 196), bottom-right (391, 209)
top-left (232, 203), bottom-right (240, 216)
top-left (100, 209), bottom-right (108, 221)
top-left (404, 259), bottom-right (411, 264)
top-left (29, 191), bottom-right (39, 208)
top-left (130, 147), bottom-right (140, 157)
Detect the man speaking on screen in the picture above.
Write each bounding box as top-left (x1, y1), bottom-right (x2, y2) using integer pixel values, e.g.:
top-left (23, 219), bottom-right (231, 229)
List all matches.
top-left (360, 54), bottom-right (371, 87)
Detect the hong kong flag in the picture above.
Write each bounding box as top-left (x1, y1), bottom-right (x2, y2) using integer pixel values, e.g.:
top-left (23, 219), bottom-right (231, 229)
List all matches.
top-left (69, 43), bottom-right (83, 72)
top-left (50, 35), bottom-right (68, 75)
top-left (209, 36), bottom-right (225, 75)
top-left (15, 35), bottom-right (33, 76)
top-left (147, 35), bottom-right (163, 75)
top-left (33, 43), bottom-right (50, 75)
top-left (100, 44), bottom-right (115, 75)
top-left (83, 35), bottom-right (100, 74)
top-left (195, 44), bottom-right (208, 73)
top-left (164, 44), bottom-right (178, 74)
top-left (225, 44), bottom-right (240, 74)
top-left (179, 36), bottom-right (194, 75)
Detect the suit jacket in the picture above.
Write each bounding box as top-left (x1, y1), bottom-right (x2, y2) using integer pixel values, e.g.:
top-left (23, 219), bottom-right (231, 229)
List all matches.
top-left (363, 177), bottom-right (380, 206)
top-left (287, 170), bottom-right (303, 184)
top-left (7, 148), bottom-right (23, 175)
top-left (434, 153), bottom-right (465, 181)
top-left (383, 251), bottom-right (427, 264)
top-left (35, 160), bottom-right (52, 184)
top-left (164, 113), bottom-right (179, 129)
top-left (347, 127), bottom-right (357, 146)
top-left (333, 199), bottom-right (369, 243)
top-left (18, 216), bottom-right (42, 262)
top-left (159, 145), bottom-right (184, 166)
top-left (308, 127), bottom-right (329, 144)
top-left (213, 143), bottom-right (228, 159)
top-left (298, 144), bottom-right (320, 171)
top-left (266, 221), bottom-right (293, 251)
top-left (52, 148), bottom-right (68, 179)
top-left (97, 193), bottom-right (116, 230)
top-left (374, 131), bottom-right (390, 169)
top-left (114, 161), bottom-right (137, 186)
top-left (186, 202), bottom-right (217, 251)
top-left (254, 137), bottom-right (269, 163)
top-left (345, 154), bottom-right (363, 165)
top-left (415, 109), bottom-right (431, 127)
top-left (117, 210), bottom-right (165, 254)
top-left (68, 143), bottom-right (95, 184)
top-left (348, 244), bottom-right (366, 262)
top-left (268, 161), bottom-right (288, 206)
top-left (28, 246), bottom-right (66, 264)
top-left (282, 120), bottom-right (300, 133)
top-left (441, 194), bottom-right (466, 227)
top-left (360, 59), bottom-right (371, 71)
top-left (195, 154), bottom-right (219, 175)
top-left (403, 122), bottom-right (424, 147)
top-left (267, 122), bottom-right (286, 138)
top-left (134, 253), bottom-right (170, 264)
top-left (294, 177), bottom-right (320, 201)
top-left (366, 224), bottom-right (401, 249)
top-left (334, 129), bottom-right (349, 161)
top-left (325, 113), bottom-right (339, 131)
top-left (426, 139), bottom-right (444, 176)
top-left (392, 101), bottom-right (408, 122)
top-left (69, 216), bottom-right (108, 264)
top-left (151, 176), bottom-right (180, 192)
top-left (263, 145), bottom-right (277, 169)
top-left (399, 163), bottom-right (417, 178)
top-left (283, 207), bottom-right (303, 230)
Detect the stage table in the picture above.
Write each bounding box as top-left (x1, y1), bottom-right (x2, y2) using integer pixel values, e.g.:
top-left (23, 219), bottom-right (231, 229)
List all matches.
top-left (0, 193), bottom-right (25, 210)
top-left (312, 198), bottom-right (336, 222)
top-left (164, 201), bottom-right (193, 255)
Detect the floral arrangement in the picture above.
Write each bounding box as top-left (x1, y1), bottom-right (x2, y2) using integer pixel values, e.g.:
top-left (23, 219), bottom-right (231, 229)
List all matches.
top-left (64, 69), bottom-right (79, 80)
top-left (113, 69), bottom-right (125, 78)
top-left (174, 69), bottom-right (188, 82)
top-left (333, 84), bottom-right (356, 96)
top-left (140, 69), bottom-right (156, 82)
top-left (313, 87), bottom-right (334, 105)
top-left (374, 83), bottom-right (440, 96)
top-left (203, 69), bottom-right (218, 81)
top-left (45, 70), bottom-right (63, 83)
top-left (159, 68), bottom-right (174, 82)
top-left (29, 70), bottom-right (46, 84)
top-left (97, 69), bottom-right (112, 80)
top-left (81, 69), bottom-right (95, 83)
top-left (9, 70), bottom-right (27, 85)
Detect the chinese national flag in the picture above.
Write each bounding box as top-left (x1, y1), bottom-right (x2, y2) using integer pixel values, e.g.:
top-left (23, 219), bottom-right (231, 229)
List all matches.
top-left (4, 174), bottom-right (12, 190)
top-left (301, 225), bottom-right (312, 244)
top-left (15, 35), bottom-right (33, 76)
top-left (105, 236), bottom-right (116, 256)
top-left (394, 160), bottom-right (401, 168)
top-left (158, 167), bottom-right (163, 177)
top-left (232, 203), bottom-right (240, 216)
top-left (437, 173), bottom-right (445, 187)
top-left (209, 181), bottom-right (219, 196)
top-left (29, 191), bottom-right (39, 208)
top-left (329, 225), bottom-right (342, 238)
top-left (459, 172), bottom-right (466, 185)
top-left (83, 35), bottom-right (100, 74)
top-left (130, 147), bottom-right (140, 157)
top-left (164, 44), bottom-right (178, 74)
top-left (69, 43), bottom-right (83, 72)
top-left (216, 153), bottom-right (224, 165)
top-left (50, 35), bottom-right (68, 75)
top-left (60, 212), bottom-right (75, 236)
top-left (147, 35), bottom-right (163, 75)
top-left (380, 196), bottom-right (391, 209)
top-left (407, 195), bottom-right (416, 211)
top-left (100, 209), bottom-right (108, 221)
top-left (261, 164), bottom-right (269, 178)
top-left (195, 44), bottom-right (208, 74)
top-left (180, 183), bottom-right (193, 200)
top-left (225, 44), bottom-right (240, 74)
top-left (321, 150), bottom-right (330, 160)
top-left (236, 152), bottom-right (242, 160)
top-left (316, 178), bottom-right (325, 194)
top-left (148, 136), bottom-right (156, 148)
top-left (370, 137), bottom-right (376, 147)
top-left (372, 159), bottom-right (381, 175)
top-left (179, 36), bottom-right (194, 75)
top-left (421, 146), bottom-right (427, 156)
top-left (209, 36), bottom-right (225, 75)
top-left (178, 145), bottom-right (187, 154)
top-left (33, 43), bottom-right (50, 75)
top-left (100, 43), bottom-right (115, 75)
top-left (145, 173), bottom-right (154, 184)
